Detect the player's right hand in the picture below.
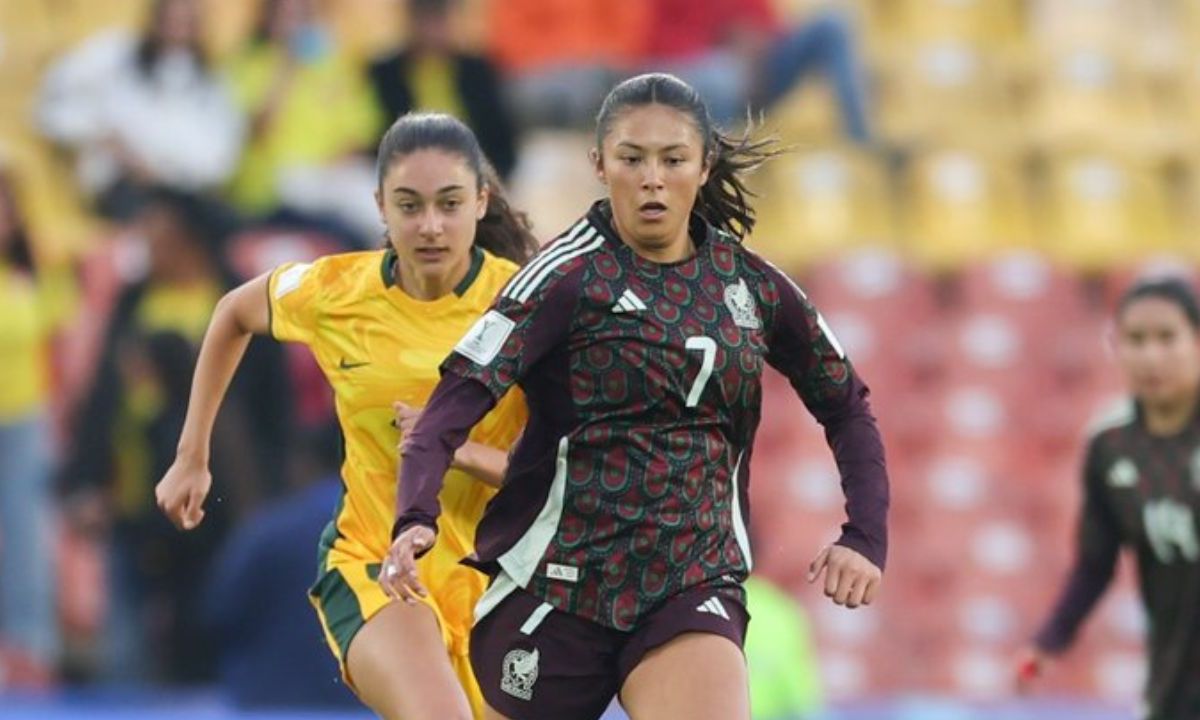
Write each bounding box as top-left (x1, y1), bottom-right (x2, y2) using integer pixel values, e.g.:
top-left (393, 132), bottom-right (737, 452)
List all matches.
top-left (1014, 645), bottom-right (1051, 693)
top-left (155, 457), bottom-right (212, 531)
top-left (380, 525), bottom-right (435, 605)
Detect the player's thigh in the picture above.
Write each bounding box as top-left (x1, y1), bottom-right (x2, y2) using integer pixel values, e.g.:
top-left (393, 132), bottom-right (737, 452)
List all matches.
top-left (618, 632), bottom-right (749, 720)
top-left (482, 705), bottom-right (515, 720)
top-left (346, 600), bottom-right (473, 720)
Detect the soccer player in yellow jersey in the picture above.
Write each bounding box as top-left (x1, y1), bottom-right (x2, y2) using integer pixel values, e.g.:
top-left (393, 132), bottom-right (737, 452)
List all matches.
top-left (155, 113), bottom-right (537, 720)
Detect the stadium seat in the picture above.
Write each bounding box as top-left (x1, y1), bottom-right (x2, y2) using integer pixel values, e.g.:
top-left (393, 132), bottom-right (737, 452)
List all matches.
top-left (1039, 149), bottom-right (1176, 270)
top-left (751, 145), bottom-right (893, 269)
top-left (877, 40), bottom-right (1019, 147)
top-left (1026, 47), bottom-right (1161, 154)
top-left (898, 147), bottom-right (1035, 270)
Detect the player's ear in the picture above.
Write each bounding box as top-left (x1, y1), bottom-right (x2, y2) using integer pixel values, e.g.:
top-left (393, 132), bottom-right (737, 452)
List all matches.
top-left (375, 188), bottom-right (385, 224)
top-left (590, 147), bottom-right (606, 186)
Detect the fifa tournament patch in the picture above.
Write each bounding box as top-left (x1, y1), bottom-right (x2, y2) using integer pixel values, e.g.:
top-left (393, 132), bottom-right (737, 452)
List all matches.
top-left (723, 278), bottom-right (761, 330)
top-left (455, 310), bottom-right (516, 365)
top-left (273, 263), bottom-right (312, 299)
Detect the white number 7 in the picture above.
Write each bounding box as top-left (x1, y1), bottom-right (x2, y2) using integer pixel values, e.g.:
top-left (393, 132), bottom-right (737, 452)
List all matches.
top-left (685, 336), bottom-right (717, 408)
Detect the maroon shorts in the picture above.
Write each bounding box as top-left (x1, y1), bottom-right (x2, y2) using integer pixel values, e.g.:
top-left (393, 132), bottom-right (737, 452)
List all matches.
top-left (470, 585), bottom-right (749, 720)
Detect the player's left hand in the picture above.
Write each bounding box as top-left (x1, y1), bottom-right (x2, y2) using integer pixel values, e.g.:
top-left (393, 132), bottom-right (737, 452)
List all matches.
top-left (807, 544), bottom-right (881, 609)
top-left (380, 524), bottom-right (436, 604)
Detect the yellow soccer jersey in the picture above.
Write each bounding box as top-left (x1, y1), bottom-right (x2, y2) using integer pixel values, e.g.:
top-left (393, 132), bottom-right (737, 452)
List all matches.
top-left (268, 247), bottom-right (527, 565)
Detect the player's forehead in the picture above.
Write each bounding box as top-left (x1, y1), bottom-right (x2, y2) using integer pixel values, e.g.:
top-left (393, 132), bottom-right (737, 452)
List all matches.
top-left (603, 104), bottom-right (705, 154)
top-left (382, 148), bottom-right (477, 197)
top-left (1119, 296), bottom-right (1196, 333)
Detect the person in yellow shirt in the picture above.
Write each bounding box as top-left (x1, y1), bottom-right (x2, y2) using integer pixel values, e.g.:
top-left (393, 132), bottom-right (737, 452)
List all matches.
top-left (225, 0), bottom-right (382, 240)
top-left (156, 112), bottom-right (536, 720)
top-left (0, 168), bottom-right (70, 671)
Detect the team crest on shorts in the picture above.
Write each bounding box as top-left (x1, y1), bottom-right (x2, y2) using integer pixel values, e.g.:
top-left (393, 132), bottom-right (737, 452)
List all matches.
top-left (500, 647), bottom-right (539, 701)
top-left (724, 279), bottom-right (761, 330)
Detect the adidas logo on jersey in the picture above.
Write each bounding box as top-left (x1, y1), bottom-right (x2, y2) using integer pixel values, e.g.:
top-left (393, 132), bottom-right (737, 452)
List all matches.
top-left (696, 596), bottom-right (731, 620)
top-left (611, 288), bottom-right (648, 314)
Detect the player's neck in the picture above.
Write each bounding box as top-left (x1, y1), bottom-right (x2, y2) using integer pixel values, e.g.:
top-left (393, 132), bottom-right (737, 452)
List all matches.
top-left (393, 255), bottom-right (468, 301)
top-left (618, 222), bottom-right (695, 264)
top-left (1143, 390), bottom-right (1200, 436)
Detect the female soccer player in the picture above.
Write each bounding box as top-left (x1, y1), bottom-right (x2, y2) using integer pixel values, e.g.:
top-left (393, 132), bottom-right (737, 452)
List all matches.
top-left (1019, 278), bottom-right (1200, 720)
top-left (156, 113), bottom-right (535, 720)
top-left (386, 73), bottom-right (890, 720)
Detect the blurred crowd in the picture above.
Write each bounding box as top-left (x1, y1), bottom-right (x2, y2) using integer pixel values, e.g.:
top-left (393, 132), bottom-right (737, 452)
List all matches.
top-left (4, 0), bottom-right (1200, 714)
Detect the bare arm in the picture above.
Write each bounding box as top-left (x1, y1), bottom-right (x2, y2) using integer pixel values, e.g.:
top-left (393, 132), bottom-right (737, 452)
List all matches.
top-left (156, 272), bottom-right (271, 529)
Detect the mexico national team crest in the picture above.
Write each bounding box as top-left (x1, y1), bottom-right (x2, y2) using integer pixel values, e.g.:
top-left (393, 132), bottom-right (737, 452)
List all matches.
top-left (500, 647), bottom-right (539, 701)
top-left (724, 278), bottom-right (761, 330)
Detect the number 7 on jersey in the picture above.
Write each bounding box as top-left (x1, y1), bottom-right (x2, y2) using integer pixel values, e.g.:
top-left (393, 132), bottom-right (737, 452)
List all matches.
top-left (685, 336), bottom-right (717, 408)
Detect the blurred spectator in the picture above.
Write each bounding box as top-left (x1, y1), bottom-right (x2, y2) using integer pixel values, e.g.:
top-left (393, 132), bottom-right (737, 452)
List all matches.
top-left (744, 576), bottom-right (824, 720)
top-left (204, 423), bottom-right (358, 709)
top-left (0, 167), bottom-right (71, 673)
top-left (57, 189), bottom-right (257, 684)
top-left (36, 0), bottom-right (245, 220)
top-left (487, 0), bottom-right (648, 128)
top-left (641, 0), bottom-right (871, 140)
top-left (368, 0), bottom-right (517, 179)
top-left (225, 0), bottom-right (382, 244)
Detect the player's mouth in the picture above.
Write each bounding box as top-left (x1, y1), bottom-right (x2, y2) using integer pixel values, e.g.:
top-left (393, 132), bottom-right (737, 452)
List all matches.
top-left (414, 247), bottom-right (450, 261)
top-left (638, 201), bottom-right (668, 221)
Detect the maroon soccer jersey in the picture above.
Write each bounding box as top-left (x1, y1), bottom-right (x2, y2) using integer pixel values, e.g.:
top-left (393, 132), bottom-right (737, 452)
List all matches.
top-left (1036, 403), bottom-right (1200, 719)
top-left (398, 201), bottom-right (889, 631)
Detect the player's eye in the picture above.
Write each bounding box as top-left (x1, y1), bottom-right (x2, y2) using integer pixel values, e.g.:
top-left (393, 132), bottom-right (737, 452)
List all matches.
top-left (666, 157), bottom-right (686, 166)
top-left (397, 201), bottom-right (420, 214)
top-left (620, 155), bottom-right (641, 166)
top-left (442, 198), bottom-right (462, 211)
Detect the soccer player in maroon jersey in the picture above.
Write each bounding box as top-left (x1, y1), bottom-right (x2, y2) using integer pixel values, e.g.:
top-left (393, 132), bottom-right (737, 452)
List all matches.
top-left (1018, 278), bottom-right (1200, 720)
top-left (384, 73), bottom-right (890, 720)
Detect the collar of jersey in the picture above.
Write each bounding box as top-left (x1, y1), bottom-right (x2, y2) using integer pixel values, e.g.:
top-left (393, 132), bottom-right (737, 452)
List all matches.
top-left (586, 199), bottom-right (718, 268)
top-left (380, 244), bottom-right (485, 298)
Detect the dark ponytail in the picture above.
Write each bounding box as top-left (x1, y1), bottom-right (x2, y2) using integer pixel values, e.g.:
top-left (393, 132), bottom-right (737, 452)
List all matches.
top-left (376, 113), bottom-right (538, 265)
top-left (595, 73), bottom-right (784, 240)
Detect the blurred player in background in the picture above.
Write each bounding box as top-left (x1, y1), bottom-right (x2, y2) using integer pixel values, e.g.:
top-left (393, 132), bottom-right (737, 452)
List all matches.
top-left (387, 73), bottom-right (889, 720)
top-left (1019, 278), bottom-right (1200, 720)
top-left (155, 113), bottom-right (536, 719)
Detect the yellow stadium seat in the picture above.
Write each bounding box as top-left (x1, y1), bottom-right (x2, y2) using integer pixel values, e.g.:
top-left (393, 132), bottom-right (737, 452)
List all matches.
top-left (900, 146), bottom-right (1034, 271)
top-left (1040, 149), bottom-right (1176, 271)
top-left (1026, 47), bottom-right (1162, 155)
top-left (749, 144), bottom-right (893, 268)
top-left (891, 0), bottom-right (1025, 53)
top-left (876, 41), bottom-right (1020, 148)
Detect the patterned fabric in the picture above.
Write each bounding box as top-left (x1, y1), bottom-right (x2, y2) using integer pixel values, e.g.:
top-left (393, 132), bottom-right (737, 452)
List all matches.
top-left (1037, 401), bottom-right (1200, 720)
top-left (437, 201), bottom-right (881, 631)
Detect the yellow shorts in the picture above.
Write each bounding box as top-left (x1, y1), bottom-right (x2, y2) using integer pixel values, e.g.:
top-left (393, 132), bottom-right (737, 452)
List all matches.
top-left (308, 542), bottom-right (488, 717)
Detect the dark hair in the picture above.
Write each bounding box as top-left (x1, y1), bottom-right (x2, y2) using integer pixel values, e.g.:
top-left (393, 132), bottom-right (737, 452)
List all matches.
top-left (0, 170), bottom-right (35, 274)
top-left (375, 113), bottom-right (537, 265)
top-left (1118, 277), bottom-right (1200, 329)
top-left (139, 186), bottom-right (239, 285)
top-left (136, 0), bottom-right (207, 76)
top-left (409, 0), bottom-right (455, 18)
top-left (594, 73), bottom-right (784, 240)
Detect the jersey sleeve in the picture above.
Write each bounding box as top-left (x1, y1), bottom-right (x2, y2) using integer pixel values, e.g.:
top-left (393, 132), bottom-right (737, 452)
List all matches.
top-left (267, 260), bottom-right (322, 345)
top-left (1034, 437), bottom-right (1121, 653)
top-left (440, 265), bottom-right (582, 400)
top-left (756, 257), bottom-right (890, 570)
